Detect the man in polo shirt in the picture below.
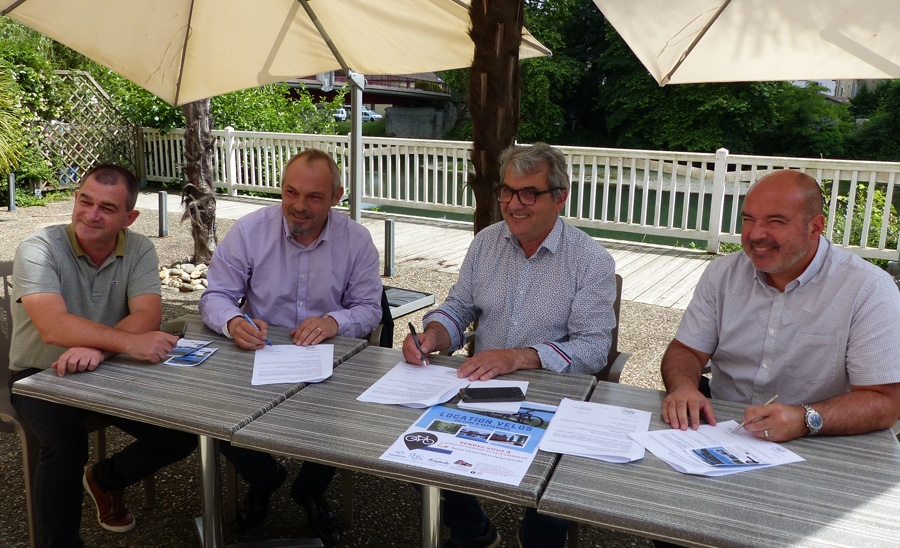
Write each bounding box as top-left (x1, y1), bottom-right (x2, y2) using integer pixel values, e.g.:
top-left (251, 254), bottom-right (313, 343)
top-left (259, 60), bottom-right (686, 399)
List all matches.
top-left (661, 170), bottom-right (900, 443)
top-left (402, 142), bottom-right (617, 548)
top-left (9, 165), bottom-right (196, 547)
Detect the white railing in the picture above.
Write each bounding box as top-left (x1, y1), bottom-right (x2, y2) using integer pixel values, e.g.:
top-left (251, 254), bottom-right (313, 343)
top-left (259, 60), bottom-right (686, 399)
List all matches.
top-left (140, 128), bottom-right (900, 261)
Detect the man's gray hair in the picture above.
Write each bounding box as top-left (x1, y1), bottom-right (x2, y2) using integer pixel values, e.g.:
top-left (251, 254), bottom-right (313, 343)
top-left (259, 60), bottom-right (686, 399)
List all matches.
top-left (499, 142), bottom-right (570, 198)
top-left (283, 148), bottom-right (342, 196)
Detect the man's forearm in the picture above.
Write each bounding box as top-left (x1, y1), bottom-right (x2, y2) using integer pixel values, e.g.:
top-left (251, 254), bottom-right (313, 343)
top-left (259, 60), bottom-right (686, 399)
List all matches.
top-left (661, 340), bottom-right (708, 393)
top-left (812, 385), bottom-right (900, 436)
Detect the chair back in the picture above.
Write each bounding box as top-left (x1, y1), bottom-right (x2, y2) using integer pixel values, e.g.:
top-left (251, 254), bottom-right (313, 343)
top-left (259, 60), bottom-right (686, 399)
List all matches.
top-left (607, 273), bottom-right (623, 371)
top-left (1, 260), bottom-right (17, 425)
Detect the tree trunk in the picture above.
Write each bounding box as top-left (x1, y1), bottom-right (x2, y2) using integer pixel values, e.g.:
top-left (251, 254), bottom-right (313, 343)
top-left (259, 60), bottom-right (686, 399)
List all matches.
top-left (181, 99), bottom-right (217, 264)
top-left (468, 0), bottom-right (524, 234)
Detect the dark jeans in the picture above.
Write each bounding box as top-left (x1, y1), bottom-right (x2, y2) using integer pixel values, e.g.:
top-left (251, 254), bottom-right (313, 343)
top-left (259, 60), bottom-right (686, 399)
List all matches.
top-left (443, 491), bottom-right (571, 548)
top-left (10, 369), bottom-right (197, 548)
top-left (219, 443), bottom-right (336, 497)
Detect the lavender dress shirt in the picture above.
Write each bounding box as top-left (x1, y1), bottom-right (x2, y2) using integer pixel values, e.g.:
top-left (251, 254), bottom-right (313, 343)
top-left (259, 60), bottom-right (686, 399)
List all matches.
top-left (200, 205), bottom-right (382, 339)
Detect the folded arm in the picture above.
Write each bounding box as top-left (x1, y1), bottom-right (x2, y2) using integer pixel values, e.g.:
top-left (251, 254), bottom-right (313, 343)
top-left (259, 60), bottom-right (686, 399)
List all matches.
top-left (22, 292), bottom-right (178, 375)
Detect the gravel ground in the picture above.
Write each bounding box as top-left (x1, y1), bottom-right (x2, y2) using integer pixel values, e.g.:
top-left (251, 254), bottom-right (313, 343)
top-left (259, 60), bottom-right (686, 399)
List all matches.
top-left (0, 193), bottom-right (682, 548)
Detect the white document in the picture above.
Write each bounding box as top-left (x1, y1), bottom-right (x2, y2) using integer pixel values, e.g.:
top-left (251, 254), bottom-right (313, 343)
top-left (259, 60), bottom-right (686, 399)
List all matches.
top-left (539, 398), bottom-right (650, 462)
top-left (629, 420), bottom-right (805, 476)
top-left (457, 379), bottom-right (529, 414)
top-left (357, 362), bottom-right (469, 408)
top-left (251, 344), bottom-right (334, 386)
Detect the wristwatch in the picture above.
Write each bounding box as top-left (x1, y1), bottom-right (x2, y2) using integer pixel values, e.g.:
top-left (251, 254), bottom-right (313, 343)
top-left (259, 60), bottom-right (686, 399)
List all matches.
top-left (802, 404), bottom-right (823, 436)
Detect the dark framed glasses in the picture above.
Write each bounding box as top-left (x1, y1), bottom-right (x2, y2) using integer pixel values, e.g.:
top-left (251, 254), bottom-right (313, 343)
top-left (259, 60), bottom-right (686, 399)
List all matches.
top-left (495, 185), bottom-right (562, 205)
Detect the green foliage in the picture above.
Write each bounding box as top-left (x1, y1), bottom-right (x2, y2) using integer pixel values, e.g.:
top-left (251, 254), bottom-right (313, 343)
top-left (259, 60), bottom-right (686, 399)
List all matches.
top-left (596, 25), bottom-right (777, 153)
top-left (94, 69), bottom-right (344, 134)
top-left (0, 64), bottom-right (24, 173)
top-left (844, 80), bottom-right (900, 162)
top-left (212, 84), bottom-right (342, 134)
top-left (752, 82), bottom-right (851, 159)
top-left (91, 68), bottom-right (184, 130)
top-left (823, 182), bottom-right (899, 252)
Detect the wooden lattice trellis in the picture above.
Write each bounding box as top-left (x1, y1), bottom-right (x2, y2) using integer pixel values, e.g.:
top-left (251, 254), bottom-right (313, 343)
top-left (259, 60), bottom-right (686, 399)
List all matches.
top-left (32, 70), bottom-right (137, 192)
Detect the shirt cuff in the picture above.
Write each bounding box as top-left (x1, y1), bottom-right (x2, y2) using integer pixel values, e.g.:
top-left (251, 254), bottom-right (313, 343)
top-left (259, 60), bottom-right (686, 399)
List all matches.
top-left (222, 320), bottom-right (234, 339)
top-left (532, 343), bottom-right (569, 373)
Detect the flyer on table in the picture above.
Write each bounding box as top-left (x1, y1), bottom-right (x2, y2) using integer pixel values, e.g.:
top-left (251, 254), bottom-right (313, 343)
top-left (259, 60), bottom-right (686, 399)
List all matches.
top-left (380, 401), bottom-right (557, 486)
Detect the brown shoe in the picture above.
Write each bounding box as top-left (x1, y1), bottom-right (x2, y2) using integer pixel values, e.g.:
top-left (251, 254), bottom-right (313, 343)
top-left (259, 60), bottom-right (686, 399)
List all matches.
top-left (83, 465), bottom-right (135, 533)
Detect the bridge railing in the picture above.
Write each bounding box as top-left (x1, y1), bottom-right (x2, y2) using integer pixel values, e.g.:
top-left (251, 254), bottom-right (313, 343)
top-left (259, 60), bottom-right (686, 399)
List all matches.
top-left (140, 128), bottom-right (900, 261)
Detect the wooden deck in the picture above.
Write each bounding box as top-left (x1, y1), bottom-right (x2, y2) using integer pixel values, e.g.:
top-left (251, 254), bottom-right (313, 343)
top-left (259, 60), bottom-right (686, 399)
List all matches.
top-left (137, 192), bottom-right (715, 310)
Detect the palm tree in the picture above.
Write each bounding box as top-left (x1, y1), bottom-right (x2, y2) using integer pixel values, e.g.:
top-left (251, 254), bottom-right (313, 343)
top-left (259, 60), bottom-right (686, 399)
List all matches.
top-left (181, 99), bottom-right (217, 263)
top-left (0, 65), bottom-right (24, 175)
top-left (467, 0), bottom-right (524, 234)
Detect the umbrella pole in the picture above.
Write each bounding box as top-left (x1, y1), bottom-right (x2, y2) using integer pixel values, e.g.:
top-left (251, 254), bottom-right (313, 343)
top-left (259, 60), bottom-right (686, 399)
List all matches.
top-left (349, 74), bottom-right (364, 223)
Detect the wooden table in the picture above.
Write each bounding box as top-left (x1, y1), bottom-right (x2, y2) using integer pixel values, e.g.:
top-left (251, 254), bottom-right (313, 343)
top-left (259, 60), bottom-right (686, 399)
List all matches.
top-left (538, 381), bottom-right (900, 548)
top-left (12, 315), bottom-right (368, 548)
top-left (230, 345), bottom-right (597, 548)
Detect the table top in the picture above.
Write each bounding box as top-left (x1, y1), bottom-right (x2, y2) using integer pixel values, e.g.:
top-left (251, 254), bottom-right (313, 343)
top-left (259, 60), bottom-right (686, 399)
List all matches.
top-left (539, 381), bottom-right (900, 548)
top-left (231, 345), bottom-right (597, 508)
top-left (12, 315), bottom-right (368, 440)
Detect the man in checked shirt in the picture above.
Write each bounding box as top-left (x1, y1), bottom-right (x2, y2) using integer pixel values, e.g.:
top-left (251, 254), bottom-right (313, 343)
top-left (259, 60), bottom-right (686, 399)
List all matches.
top-left (661, 170), bottom-right (900, 443)
top-left (402, 142), bottom-right (617, 548)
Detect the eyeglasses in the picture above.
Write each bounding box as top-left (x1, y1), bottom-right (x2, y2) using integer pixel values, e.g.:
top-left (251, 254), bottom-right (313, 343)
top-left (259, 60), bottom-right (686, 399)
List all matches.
top-left (495, 185), bottom-right (562, 205)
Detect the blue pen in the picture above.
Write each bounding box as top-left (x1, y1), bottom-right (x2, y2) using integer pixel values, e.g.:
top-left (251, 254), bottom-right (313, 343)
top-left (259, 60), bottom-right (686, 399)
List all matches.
top-left (242, 313), bottom-right (272, 346)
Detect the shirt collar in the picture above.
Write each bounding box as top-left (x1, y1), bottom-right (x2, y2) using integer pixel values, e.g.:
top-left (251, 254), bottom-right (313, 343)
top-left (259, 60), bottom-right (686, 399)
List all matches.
top-left (66, 224), bottom-right (127, 258)
top-left (503, 216), bottom-right (563, 256)
top-left (281, 209), bottom-right (332, 248)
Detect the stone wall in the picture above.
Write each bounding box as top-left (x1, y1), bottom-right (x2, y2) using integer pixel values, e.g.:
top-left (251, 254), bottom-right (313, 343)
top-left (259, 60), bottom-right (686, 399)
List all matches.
top-left (384, 105), bottom-right (458, 139)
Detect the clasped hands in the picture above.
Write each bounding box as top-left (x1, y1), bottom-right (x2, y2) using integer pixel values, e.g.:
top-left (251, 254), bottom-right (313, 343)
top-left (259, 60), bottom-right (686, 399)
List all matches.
top-left (661, 387), bottom-right (808, 441)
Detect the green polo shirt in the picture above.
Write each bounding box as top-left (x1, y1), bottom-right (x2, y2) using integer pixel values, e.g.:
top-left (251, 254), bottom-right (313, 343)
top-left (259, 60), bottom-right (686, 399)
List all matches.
top-left (9, 224), bottom-right (161, 371)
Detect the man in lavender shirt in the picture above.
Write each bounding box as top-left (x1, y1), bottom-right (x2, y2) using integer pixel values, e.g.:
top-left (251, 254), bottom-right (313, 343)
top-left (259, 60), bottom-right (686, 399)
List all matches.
top-left (200, 148), bottom-right (382, 545)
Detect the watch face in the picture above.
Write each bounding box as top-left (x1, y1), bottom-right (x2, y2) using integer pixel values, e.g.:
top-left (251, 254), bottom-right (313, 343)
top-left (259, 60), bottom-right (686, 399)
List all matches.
top-left (808, 413), bottom-right (824, 430)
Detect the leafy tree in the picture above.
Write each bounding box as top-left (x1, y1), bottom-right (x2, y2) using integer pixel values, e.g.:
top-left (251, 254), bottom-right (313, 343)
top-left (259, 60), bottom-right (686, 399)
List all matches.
top-left (845, 80), bottom-right (900, 162)
top-left (596, 25), bottom-right (777, 153)
top-left (752, 82), bottom-right (850, 159)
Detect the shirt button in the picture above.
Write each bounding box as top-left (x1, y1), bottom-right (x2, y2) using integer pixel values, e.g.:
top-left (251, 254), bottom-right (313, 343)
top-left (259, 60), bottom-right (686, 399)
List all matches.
top-left (299, 301), bottom-right (304, 306)
top-left (762, 363), bottom-right (768, 369)
top-left (768, 329), bottom-right (775, 334)
top-left (301, 275), bottom-right (306, 280)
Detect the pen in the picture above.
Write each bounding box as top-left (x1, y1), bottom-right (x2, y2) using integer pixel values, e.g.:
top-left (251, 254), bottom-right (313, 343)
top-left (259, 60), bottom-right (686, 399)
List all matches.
top-left (242, 313), bottom-right (272, 346)
top-left (732, 395), bottom-right (778, 433)
top-left (408, 322), bottom-right (427, 367)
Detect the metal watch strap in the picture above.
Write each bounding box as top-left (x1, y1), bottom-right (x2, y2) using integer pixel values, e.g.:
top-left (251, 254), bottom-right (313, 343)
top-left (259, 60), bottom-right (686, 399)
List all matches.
top-left (802, 404), bottom-right (822, 436)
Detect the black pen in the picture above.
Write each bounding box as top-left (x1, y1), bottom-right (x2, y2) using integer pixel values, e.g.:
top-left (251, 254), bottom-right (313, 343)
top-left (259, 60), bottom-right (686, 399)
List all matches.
top-left (408, 322), bottom-right (427, 367)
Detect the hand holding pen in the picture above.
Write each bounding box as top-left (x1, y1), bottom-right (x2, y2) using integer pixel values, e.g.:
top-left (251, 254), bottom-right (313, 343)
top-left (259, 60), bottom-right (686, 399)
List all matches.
top-left (733, 395), bottom-right (779, 434)
top-left (242, 314), bottom-right (272, 346)
top-left (407, 322), bottom-right (428, 367)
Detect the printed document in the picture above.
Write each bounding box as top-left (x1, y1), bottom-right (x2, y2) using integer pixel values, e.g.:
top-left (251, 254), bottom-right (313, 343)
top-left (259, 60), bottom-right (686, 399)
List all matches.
top-left (357, 362), bottom-right (469, 408)
top-left (251, 344), bottom-right (334, 385)
top-left (381, 401), bottom-right (557, 486)
top-left (539, 398), bottom-right (650, 462)
top-left (629, 420), bottom-right (804, 476)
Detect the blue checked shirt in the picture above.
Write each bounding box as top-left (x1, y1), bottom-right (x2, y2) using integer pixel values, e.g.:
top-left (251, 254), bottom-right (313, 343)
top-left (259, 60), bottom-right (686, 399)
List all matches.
top-left (677, 236), bottom-right (900, 406)
top-left (424, 217), bottom-right (617, 375)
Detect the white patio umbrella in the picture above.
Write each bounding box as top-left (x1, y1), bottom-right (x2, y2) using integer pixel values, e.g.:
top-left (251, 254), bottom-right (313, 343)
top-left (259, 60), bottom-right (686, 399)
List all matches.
top-left (593, 0), bottom-right (900, 86)
top-left (2, 0), bottom-right (549, 219)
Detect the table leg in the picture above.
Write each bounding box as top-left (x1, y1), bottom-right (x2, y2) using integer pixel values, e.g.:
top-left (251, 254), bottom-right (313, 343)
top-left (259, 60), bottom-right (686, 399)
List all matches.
top-left (198, 435), bottom-right (223, 548)
top-left (421, 485), bottom-right (441, 548)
